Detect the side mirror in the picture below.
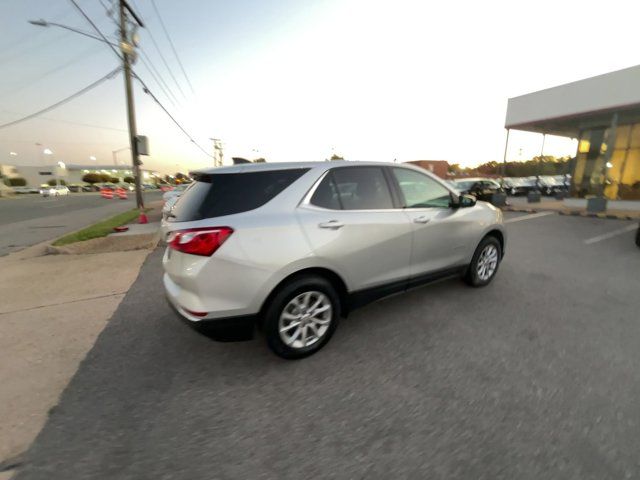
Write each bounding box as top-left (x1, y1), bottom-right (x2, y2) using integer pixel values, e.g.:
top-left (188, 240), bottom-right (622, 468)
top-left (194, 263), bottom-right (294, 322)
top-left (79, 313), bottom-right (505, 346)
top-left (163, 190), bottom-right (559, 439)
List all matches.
top-left (460, 194), bottom-right (476, 208)
top-left (449, 192), bottom-right (460, 208)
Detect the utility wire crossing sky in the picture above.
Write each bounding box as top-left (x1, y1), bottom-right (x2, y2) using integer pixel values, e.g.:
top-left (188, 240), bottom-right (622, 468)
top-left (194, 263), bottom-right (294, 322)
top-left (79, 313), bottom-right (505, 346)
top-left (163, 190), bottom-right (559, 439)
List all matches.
top-left (1, 0), bottom-right (639, 173)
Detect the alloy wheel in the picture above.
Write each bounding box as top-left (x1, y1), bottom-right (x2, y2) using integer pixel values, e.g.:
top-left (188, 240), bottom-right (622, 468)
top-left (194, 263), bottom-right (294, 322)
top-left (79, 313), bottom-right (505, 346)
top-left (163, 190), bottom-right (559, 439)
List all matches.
top-left (278, 291), bottom-right (332, 349)
top-left (476, 244), bottom-right (498, 281)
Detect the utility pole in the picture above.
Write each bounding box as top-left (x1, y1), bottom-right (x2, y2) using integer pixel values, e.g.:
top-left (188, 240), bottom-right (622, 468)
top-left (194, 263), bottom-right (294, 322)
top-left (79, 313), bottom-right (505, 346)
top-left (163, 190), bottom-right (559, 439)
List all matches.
top-left (118, 0), bottom-right (144, 208)
top-left (211, 138), bottom-right (223, 167)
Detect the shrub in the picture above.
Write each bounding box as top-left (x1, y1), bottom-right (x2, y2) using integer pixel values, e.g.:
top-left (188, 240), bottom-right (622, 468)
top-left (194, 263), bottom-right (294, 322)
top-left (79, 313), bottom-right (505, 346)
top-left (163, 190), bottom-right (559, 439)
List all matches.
top-left (82, 173), bottom-right (102, 184)
top-left (99, 173), bottom-right (111, 183)
top-left (8, 177), bottom-right (27, 187)
top-left (109, 176), bottom-right (120, 183)
top-left (123, 176), bottom-right (135, 184)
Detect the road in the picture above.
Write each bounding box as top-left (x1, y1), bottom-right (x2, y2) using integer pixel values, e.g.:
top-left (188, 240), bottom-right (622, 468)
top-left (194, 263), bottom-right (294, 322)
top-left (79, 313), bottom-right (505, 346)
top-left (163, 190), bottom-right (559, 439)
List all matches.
top-left (11, 213), bottom-right (640, 479)
top-left (0, 191), bottom-right (162, 256)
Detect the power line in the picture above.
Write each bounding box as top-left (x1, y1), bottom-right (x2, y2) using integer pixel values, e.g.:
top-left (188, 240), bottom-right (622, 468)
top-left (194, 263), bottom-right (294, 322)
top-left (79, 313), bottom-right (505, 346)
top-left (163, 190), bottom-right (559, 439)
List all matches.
top-left (138, 48), bottom-right (179, 106)
top-left (0, 43), bottom-right (103, 99)
top-left (0, 67), bottom-right (121, 130)
top-left (128, 0), bottom-right (186, 100)
top-left (97, 0), bottom-right (182, 108)
top-left (142, 25), bottom-right (186, 99)
top-left (132, 72), bottom-right (212, 159)
top-left (1, 110), bottom-right (127, 133)
top-left (67, 0), bottom-right (122, 61)
top-left (150, 0), bottom-right (195, 94)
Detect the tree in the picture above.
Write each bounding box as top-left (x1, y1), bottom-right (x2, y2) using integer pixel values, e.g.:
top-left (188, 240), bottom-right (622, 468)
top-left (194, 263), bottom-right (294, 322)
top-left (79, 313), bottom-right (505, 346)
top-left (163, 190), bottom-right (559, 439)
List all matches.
top-left (253, 158), bottom-right (266, 163)
top-left (330, 154), bottom-right (344, 161)
top-left (8, 177), bottom-right (26, 187)
top-left (98, 173), bottom-right (111, 183)
top-left (82, 173), bottom-right (102, 184)
top-left (109, 176), bottom-right (120, 183)
top-left (448, 163), bottom-right (462, 175)
top-left (123, 176), bottom-right (135, 184)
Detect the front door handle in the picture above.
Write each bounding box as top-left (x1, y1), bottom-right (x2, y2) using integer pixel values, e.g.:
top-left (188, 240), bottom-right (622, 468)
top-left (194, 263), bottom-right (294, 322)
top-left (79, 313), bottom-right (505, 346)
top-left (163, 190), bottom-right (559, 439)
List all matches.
top-left (318, 220), bottom-right (344, 229)
top-left (413, 216), bottom-right (430, 224)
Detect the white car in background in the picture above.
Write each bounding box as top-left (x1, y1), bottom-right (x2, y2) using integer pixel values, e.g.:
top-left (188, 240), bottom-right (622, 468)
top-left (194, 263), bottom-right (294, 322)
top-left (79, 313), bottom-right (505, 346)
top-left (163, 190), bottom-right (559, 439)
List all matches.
top-left (162, 184), bottom-right (192, 222)
top-left (40, 185), bottom-right (70, 197)
top-left (162, 184), bottom-right (189, 203)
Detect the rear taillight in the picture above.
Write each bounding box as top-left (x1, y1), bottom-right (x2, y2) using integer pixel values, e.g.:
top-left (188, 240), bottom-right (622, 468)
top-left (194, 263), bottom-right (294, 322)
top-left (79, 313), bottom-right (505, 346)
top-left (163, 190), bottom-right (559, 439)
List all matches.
top-left (167, 227), bottom-right (233, 256)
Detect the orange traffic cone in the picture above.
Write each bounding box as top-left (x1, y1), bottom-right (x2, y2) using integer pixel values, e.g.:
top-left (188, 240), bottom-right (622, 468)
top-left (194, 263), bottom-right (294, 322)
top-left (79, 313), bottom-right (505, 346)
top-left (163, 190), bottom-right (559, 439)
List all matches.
top-left (138, 208), bottom-right (148, 224)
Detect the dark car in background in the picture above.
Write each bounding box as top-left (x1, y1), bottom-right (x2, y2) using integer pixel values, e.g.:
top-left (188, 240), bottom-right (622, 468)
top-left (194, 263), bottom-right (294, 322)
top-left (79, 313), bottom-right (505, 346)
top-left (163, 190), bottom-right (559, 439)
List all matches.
top-left (452, 178), bottom-right (505, 204)
top-left (532, 176), bottom-right (568, 196)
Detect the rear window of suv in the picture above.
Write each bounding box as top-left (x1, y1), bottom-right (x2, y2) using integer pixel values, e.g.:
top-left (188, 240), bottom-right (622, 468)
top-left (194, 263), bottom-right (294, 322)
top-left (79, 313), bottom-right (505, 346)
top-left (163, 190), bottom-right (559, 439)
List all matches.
top-left (169, 168), bottom-right (309, 221)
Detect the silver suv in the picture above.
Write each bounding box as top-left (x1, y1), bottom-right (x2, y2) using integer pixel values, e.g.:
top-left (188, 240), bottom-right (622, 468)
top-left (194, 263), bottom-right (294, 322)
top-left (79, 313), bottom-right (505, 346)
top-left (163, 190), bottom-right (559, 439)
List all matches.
top-left (163, 161), bottom-right (505, 358)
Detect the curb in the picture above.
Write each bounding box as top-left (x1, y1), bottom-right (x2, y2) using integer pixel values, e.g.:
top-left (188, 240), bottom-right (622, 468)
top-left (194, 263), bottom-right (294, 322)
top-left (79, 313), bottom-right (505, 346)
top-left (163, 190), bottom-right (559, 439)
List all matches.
top-left (46, 231), bottom-right (160, 255)
top-left (557, 211), bottom-right (636, 221)
top-left (501, 206), bottom-right (546, 214)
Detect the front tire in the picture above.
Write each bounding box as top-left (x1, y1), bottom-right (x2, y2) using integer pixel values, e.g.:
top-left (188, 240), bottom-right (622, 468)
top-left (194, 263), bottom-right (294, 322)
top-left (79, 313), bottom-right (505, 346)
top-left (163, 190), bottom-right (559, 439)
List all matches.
top-left (263, 275), bottom-right (340, 359)
top-left (464, 236), bottom-right (502, 287)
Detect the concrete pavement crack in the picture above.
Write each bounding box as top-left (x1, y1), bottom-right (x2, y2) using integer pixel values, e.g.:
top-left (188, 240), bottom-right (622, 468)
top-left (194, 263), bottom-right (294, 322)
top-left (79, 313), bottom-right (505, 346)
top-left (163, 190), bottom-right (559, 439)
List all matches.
top-left (0, 292), bottom-right (128, 316)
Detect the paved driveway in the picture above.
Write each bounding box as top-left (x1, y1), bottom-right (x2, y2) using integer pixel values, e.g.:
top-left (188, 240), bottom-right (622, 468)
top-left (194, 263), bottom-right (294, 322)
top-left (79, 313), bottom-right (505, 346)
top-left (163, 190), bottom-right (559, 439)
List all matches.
top-left (0, 191), bottom-right (161, 255)
top-left (11, 212), bottom-right (640, 480)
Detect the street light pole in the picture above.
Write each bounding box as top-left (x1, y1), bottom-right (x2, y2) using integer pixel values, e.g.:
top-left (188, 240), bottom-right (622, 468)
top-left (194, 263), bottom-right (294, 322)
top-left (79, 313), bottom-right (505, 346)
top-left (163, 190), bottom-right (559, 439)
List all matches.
top-left (118, 0), bottom-right (143, 209)
top-left (112, 147), bottom-right (130, 165)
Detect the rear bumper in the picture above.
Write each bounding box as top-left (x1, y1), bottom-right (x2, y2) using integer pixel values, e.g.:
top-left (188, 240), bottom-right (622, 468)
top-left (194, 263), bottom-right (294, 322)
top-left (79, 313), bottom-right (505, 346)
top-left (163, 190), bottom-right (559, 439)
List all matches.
top-left (165, 294), bottom-right (256, 340)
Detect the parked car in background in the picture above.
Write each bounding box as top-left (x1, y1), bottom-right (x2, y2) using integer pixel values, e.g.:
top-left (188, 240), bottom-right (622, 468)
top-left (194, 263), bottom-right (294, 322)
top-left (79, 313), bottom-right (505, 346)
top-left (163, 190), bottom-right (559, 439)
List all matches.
top-left (553, 174), bottom-right (572, 189)
top-left (452, 178), bottom-right (505, 203)
top-left (163, 161), bottom-right (506, 358)
top-left (532, 176), bottom-right (567, 196)
top-left (67, 184), bottom-right (85, 192)
top-left (82, 184), bottom-right (99, 192)
top-left (40, 185), bottom-right (70, 197)
top-left (502, 177), bottom-right (529, 196)
top-left (162, 184), bottom-right (189, 203)
top-left (162, 194), bottom-right (181, 221)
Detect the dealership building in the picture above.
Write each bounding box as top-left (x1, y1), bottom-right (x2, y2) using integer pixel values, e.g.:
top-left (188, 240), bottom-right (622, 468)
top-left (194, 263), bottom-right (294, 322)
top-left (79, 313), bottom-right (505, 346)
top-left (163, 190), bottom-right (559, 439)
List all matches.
top-left (506, 65), bottom-right (640, 203)
top-left (0, 163), bottom-right (160, 187)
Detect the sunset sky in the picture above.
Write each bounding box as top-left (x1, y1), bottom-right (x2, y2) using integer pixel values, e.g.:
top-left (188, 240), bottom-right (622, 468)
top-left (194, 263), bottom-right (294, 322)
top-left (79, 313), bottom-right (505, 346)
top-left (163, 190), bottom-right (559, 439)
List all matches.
top-left (1, 0), bottom-right (639, 173)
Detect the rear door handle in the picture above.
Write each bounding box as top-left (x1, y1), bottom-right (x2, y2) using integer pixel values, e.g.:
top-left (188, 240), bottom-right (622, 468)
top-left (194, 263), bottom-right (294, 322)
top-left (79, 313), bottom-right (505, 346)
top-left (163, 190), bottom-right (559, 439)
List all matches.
top-left (413, 216), bottom-right (430, 224)
top-left (318, 220), bottom-right (344, 229)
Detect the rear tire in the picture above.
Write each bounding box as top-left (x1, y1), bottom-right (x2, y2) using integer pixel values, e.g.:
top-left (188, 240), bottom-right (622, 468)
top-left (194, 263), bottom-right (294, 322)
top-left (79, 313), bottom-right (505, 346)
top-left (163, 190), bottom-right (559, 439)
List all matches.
top-left (464, 236), bottom-right (502, 287)
top-left (263, 275), bottom-right (340, 359)
top-left (635, 223), bottom-right (640, 248)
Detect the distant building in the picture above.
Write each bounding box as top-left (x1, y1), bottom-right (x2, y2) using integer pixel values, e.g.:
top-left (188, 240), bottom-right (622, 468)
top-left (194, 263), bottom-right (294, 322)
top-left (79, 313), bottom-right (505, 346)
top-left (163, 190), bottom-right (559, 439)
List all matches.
top-left (0, 164), bottom-right (160, 187)
top-left (405, 160), bottom-right (449, 179)
top-left (506, 65), bottom-right (640, 201)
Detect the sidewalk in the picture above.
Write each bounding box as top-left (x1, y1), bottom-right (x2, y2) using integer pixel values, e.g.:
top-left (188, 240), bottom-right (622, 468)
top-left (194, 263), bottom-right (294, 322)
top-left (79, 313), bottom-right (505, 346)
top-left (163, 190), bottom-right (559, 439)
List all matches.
top-left (503, 196), bottom-right (640, 220)
top-left (0, 222), bottom-right (159, 476)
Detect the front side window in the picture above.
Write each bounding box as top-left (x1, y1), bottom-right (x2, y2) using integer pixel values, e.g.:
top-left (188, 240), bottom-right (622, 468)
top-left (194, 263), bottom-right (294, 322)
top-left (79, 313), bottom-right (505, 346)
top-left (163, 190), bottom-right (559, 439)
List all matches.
top-left (331, 167), bottom-right (394, 210)
top-left (392, 168), bottom-right (451, 208)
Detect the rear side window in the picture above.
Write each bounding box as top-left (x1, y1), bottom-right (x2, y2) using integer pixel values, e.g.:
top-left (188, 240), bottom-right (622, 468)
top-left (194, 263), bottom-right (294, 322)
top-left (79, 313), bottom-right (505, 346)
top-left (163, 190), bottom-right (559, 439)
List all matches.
top-left (331, 167), bottom-right (394, 210)
top-left (170, 168), bottom-right (308, 221)
top-left (310, 173), bottom-right (341, 210)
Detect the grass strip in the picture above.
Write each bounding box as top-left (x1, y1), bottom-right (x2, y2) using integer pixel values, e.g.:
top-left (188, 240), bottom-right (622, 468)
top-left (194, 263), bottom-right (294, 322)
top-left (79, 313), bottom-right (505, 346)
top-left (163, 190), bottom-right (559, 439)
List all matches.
top-left (53, 208), bottom-right (149, 246)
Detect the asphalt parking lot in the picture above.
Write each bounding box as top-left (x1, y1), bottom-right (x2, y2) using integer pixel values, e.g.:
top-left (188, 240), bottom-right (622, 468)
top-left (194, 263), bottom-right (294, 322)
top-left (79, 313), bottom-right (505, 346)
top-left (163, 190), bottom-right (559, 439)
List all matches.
top-left (12, 212), bottom-right (640, 480)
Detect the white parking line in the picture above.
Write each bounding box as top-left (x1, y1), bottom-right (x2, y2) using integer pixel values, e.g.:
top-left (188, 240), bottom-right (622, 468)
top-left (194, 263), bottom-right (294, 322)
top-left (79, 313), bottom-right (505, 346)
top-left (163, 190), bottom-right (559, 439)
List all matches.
top-left (504, 211), bottom-right (555, 224)
top-left (583, 224), bottom-right (637, 245)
